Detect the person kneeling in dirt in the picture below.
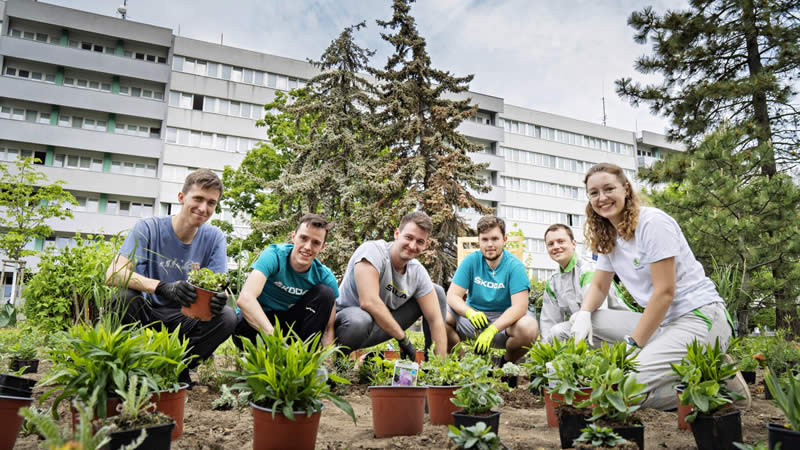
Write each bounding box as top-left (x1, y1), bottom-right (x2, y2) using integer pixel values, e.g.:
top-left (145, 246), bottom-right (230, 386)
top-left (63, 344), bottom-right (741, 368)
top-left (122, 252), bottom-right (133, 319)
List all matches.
top-left (539, 223), bottom-right (638, 343)
top-left (234, 214), bottom-right (339, 348)
top-left (445, 215), bottom-right (538, 365)
top-left (106, 169), bottom-right (236, 384)
top-left (334, 211), bottom-right (447, 360)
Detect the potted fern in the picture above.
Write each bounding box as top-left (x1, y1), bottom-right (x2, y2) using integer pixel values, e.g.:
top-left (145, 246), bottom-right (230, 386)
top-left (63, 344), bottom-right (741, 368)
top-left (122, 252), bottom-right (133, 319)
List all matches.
top-left (185, 267), bottom-right (228, 321)
top-left (231, 322), bottom-right (355, 449)
top-left (672, 338), bottom-right (744, 450)
top-left (763, 367), bottom-right (800, 449)
top-left (97, 375), bottom-right (175, 449)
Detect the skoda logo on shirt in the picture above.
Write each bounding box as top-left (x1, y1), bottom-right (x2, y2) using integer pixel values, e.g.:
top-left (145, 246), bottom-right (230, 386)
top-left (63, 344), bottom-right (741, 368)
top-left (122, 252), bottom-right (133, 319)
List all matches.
top-left (273, 281), bottom-right (307, 296)
top-left (474, 276), bottom-right (505, 289)
top-left (385, 282), bottom-right (408, 299)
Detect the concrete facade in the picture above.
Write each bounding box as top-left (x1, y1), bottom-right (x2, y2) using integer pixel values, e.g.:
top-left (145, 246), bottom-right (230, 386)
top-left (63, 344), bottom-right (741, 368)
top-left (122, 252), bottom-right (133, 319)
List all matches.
top-left (0, 0), bottom-right (679, 286)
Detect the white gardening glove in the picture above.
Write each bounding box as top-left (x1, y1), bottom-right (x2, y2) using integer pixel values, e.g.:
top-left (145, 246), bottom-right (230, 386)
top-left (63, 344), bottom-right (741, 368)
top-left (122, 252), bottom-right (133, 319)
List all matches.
top-left (570, 310), bottom-right (593, 346)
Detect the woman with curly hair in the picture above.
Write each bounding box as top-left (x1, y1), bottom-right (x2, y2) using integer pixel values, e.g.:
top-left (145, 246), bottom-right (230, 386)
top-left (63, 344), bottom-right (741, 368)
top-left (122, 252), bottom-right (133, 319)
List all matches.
top-left (569, 163), bottom-right (749, 409)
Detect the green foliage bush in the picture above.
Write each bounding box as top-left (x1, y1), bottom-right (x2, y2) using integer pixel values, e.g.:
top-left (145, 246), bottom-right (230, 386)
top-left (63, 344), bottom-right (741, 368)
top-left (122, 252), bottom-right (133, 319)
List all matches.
top-left (23, 234), bottom-right (122, 332)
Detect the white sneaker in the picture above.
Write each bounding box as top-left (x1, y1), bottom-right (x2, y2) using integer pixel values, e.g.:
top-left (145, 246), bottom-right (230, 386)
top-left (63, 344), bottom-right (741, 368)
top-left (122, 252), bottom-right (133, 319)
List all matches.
top-left (725, 354), bottom-right (752, 409)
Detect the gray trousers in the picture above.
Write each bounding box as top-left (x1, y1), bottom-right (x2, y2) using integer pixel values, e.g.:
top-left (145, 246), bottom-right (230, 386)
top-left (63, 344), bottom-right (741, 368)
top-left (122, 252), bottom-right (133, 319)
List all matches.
top-left (588, 301), bottom-right (731, 410)
top-left (334, 284), bottom-right (447, 355)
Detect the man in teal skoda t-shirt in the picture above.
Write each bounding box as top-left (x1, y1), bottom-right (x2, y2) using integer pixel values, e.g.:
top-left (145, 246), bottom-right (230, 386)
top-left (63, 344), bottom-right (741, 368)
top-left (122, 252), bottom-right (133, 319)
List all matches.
top-left (235, 214), bottom-right (339, 347)
top-left (446, 215), bottom-right (538, 364)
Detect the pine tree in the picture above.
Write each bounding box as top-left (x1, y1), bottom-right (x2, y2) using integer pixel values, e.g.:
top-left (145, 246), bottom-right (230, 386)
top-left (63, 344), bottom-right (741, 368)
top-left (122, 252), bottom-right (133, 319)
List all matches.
top-left (246, 23), bottom-right (383, 274)
top-left (617, 0), bottom-right (800, 335)
top-left (370, 0), bottom-right (491, 283)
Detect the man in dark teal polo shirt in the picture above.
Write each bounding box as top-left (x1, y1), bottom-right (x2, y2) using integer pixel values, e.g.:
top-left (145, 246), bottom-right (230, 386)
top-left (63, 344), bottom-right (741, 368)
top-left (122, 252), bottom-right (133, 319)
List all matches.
top-left (235, 213), bottom-right (339, 346)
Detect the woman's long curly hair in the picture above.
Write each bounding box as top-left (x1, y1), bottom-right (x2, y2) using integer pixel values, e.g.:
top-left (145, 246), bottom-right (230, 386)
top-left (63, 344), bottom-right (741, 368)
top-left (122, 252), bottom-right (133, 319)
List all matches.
top-left (583, 163), bottom-right (639, 254)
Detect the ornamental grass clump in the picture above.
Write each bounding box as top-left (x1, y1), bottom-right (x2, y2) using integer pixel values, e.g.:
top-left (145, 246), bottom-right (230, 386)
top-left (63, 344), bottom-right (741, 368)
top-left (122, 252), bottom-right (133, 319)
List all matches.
top-left (521, 337), bottom-right (567, 393)
top-left (139, 324), bottom-right (194, 392)
top-left (764, 368), bottom-right (800, 431)
top-left (231, 322), bottom-right (356, 422)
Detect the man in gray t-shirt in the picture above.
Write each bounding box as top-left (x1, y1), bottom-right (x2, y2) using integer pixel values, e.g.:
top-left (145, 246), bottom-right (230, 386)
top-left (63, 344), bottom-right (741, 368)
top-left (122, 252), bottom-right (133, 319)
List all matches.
top-left (335, 211), bottom-right (447, 360)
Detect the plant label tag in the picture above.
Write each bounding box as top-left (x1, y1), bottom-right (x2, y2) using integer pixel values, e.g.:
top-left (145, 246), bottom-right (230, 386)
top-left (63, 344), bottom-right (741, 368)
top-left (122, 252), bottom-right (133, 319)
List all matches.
top-left (392, 360), bottom-right (418, 386)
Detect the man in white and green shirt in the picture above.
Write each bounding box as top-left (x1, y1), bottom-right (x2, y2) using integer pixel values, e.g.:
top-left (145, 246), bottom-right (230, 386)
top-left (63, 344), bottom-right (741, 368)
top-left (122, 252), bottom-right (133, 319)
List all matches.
top-left (540, 223), bottom-right (637, 343)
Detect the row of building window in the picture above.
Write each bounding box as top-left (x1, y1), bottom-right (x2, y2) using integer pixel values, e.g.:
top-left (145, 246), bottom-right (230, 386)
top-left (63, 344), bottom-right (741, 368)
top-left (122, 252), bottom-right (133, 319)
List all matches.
top-left (0, 145), bottom-right (157, 177)
top-left (7, 28), bottom-right (167, 64)
top-left (499, 205), bottom-right (585, 228)
top-left (164, 127), bottom-right (259, 154)
top-left (172, 55), bottom-right (306, 91)
top-left (168, 91), bottom-right (263, 120)
top-left (72, 195), bottom-right (154, 218)
top-left (162, 165), bottom-right (221, 183)
top-left (4, 65), bottom-right (165, 101)
top-left (0, 106), bottom-right (160, 138)
top-left (498, 118), bottom-right (634, 156)
top-left (499, 176), bottom-right (582, 200)
top-left (0, 147), bottom-right (43, 163)
top-left (498, 146), bottom-right (591, 174)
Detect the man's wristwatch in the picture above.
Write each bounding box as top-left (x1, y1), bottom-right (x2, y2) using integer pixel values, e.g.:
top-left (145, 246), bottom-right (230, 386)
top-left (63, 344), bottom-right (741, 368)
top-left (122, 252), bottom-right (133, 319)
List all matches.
top-left (624, 335), bottom-right (641, 349)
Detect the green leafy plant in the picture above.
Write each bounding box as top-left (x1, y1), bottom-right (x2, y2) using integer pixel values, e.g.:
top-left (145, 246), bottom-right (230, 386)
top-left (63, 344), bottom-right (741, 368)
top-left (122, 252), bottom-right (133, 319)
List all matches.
top-left (212, 384), bottom-right (251, 410)
top-left (451, 382), bottom-right (504, 415)
top-left (420, 345), bottom-right (492, 386)
top-left (19, 393), bottom-right (146, 450)
top-left (546, 339), bottom-right (603, 405)
top-left (756, 330), bottom-right (800, 379)
top-left (139, 324), bottom-right (194, 391)
top-left (9, 329), bottom-right (39, 360)
top-left (0, 303), bottom-right (17, 327)
top-left (733, 441), bottom-right (773, 450)
top-left (447, 421), bottom-right (502, 450)
top-left (40, 322), bottom-right (159, 419)
top-left (365, 355), bottom-right (396, 386)
top-left (671, 338), bottom-right (743, 422)
top-left (231, 322), bottom-right (356, 422)
top-left (597, 341), bottom-right (640, 374)
top-left (188, 267), bottom-right (228, 292)
top-left (22, 234), bottom-right (122, 332)
top-left (99, 375), bottom-right (172, 431)
top-left (577, 367), bottom-right (646, 424)
top-left (572, 424), bottom-right (630, 448)
top-left (521, 337), bottom-right (567, 392)
top-left (764, 368), bottom-right (800, 431)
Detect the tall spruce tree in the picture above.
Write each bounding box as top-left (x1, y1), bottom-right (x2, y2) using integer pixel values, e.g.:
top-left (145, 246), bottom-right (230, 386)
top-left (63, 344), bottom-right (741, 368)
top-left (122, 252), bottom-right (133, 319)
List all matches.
top-left (370, 0), bottom-right (491, 284)
top-left (249, 23), bottom-right (381, 274)
top-left (616, 0), bottom-right (800, 334)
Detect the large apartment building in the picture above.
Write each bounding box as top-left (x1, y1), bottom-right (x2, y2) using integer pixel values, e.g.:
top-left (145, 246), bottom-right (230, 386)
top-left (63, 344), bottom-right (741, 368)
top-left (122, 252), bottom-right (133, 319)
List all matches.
top-left (0, 0), bottom-right (682, 289)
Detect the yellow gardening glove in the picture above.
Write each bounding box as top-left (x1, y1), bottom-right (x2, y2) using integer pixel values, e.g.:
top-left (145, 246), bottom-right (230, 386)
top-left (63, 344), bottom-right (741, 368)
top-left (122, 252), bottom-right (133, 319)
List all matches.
top-left (464, 308), bottom-right (489, 329)
top-left (474, 324), bottom-right (498, 355)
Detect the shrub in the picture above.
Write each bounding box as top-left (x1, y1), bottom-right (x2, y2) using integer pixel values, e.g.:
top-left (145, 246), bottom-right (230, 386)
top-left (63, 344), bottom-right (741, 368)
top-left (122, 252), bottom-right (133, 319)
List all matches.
top-left (23, 234), bottom-right (122, 332)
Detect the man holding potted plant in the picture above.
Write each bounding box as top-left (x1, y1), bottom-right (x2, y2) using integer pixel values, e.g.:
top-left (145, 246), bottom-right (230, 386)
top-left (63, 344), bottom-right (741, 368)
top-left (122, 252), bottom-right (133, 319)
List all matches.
top-left (540, 223), bottom-right (636, 343)
top-left (234, 213), bottom-right (340, 347)
top-left (334, 211), bottom-right (448, 360)
top-left (445, 215), bottom-right (537, 365)
top-left (106, 169), bottom-right (236, 380)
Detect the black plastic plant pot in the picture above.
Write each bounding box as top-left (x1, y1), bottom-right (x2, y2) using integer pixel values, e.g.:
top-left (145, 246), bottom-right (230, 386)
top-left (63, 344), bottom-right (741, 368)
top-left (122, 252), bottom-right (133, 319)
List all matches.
top-left (0, 374), bottom-right (36, 395)
top-left (107, 422), bottom-right (175, 450)
top-left (768, 423), bottom-right (800, 450)
top-left (501, 375), bottom-right (518, 388)
top-left (690, 409), bottom-right (742, 450)
top-left (0, 385), bottom-right (32, 398)
top-left (612, 423), bottom-right (645, 450)
top-left (557, 411), bottom-right (589, 449)
top-left (9, 359), bottom-right (39, 374)
top-left (452, 410), bottom-right (501, 435)
top-left (741, 370), bottom-right (756, 384)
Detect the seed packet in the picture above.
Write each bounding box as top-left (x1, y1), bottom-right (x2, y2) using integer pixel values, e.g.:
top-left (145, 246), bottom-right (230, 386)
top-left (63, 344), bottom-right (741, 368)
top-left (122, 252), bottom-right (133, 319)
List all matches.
top-left (392, 359), bottom-right (419, 386)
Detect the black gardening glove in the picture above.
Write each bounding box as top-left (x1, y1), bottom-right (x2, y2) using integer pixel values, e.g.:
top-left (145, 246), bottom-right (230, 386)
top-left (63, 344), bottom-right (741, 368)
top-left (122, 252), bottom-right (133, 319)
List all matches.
top-left (397, 335), bottom-right (417, 361)
top-left (210, 291), bottom-right (228, 316)
top-left (155, 280), bottom-right (196, 307)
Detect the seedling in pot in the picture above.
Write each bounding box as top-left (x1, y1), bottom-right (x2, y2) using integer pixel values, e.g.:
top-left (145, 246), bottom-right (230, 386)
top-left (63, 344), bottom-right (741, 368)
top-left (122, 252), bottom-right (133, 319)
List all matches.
top-left (448, 421), bottom-right (502, 450)
top-left (188, 267), bottom-right (228, 292)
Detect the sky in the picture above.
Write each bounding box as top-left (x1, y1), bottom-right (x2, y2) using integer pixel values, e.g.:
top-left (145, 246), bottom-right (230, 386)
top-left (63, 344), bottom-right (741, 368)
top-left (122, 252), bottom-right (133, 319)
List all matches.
top-left (42, 0), bottom-right (689, 135)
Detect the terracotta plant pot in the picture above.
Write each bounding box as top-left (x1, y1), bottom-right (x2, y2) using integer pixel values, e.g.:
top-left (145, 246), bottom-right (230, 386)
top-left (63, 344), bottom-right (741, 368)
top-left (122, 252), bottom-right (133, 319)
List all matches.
top-left (427, 386), bottom-right (461, 425)
top-left (768, 423), bottom-right (800, 450)
top-left (544, 387), bottom-right (592, 428)
top-left (0, 394), bottom-right (33, 450)
top-left (181, 285), bottom-right (216, 321)
top-left (9, 359), bottom-right (39, 374)
top-left (251, 403), bottom-right (322, 450)
top-left (452, 410), bottom-right (501, 435)
top-left (368, 386), bottom-right (427, 438)
top-left (676, 388), bottom-right (692, 431)
top-left (152, 385), bottom-right (189, 440)
top-left (690, 409), bottom-right (742, 450)
top-left (107, 422), bottom-right (175, 450)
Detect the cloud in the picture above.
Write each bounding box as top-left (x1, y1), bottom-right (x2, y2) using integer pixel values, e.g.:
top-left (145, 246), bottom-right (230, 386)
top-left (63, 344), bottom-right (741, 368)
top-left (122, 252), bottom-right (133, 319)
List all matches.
top-left (43, 0), bottom-right (682, 133)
